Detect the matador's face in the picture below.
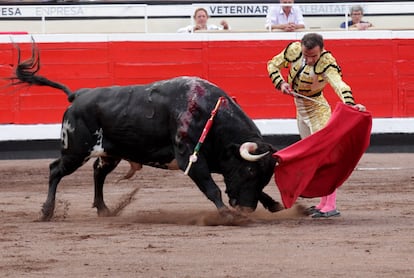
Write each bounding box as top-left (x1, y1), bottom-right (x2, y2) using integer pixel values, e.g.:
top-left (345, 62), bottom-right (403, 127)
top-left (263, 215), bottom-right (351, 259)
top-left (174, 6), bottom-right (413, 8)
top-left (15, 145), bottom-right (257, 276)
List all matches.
top-left (302, 45), bottom-right (322, 67)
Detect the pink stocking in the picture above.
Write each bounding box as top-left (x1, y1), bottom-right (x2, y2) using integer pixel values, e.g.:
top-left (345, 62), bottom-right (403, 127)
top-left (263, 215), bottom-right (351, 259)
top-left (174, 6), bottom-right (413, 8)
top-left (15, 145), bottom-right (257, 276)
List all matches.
top-left (315, 196), bottom-right (327, 210)
top-left (320, 190), bottom-right (337, 212)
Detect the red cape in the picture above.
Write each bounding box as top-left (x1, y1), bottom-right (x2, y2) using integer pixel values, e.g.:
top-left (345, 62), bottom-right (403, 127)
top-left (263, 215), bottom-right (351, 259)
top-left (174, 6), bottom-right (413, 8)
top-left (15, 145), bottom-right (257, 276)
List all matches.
top-left (273, 102), bottom-right (372, 208)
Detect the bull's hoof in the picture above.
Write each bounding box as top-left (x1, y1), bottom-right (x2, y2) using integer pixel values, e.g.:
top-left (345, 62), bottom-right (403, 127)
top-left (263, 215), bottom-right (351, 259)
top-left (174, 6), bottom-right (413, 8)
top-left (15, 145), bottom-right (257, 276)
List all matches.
top-left (40, 205), bottom-right (55, 221)
top-left (97, 207), bottom-right (111, 217)
top-left (218, 207), bottom-right (236, 221)
top-left (93, 200), bottom-right (111, 217)
top-left (266, 201), bottom-right (285, 213)
top-left (39, 212), bottom-right (53, 222)
top-left (218, 207), bottom-right (251, 225)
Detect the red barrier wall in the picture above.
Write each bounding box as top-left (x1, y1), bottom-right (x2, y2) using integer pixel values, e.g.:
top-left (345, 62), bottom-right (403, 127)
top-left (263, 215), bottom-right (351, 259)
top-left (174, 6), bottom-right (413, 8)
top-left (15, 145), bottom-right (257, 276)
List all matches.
top-left (1, 38), bottom-right (413, 124)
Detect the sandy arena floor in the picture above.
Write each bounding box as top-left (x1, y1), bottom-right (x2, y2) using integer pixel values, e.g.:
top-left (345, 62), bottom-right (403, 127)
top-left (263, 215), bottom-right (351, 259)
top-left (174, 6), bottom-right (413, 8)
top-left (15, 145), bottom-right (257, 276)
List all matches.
top-left (0, 153), bottom-right (413, 277)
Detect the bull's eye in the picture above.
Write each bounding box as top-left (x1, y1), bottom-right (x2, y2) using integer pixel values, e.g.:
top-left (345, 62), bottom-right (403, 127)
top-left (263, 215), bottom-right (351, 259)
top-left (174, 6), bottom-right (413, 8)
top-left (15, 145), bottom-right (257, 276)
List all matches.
top-left (244, 166), bottom-right (256, 177)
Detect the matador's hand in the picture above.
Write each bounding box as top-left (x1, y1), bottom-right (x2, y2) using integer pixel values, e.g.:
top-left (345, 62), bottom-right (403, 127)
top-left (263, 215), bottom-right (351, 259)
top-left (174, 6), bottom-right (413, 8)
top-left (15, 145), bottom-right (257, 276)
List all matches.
top-left (280, 82), bottom-right (294, 96)
top-left (353, 103), bottom-right (366, 112)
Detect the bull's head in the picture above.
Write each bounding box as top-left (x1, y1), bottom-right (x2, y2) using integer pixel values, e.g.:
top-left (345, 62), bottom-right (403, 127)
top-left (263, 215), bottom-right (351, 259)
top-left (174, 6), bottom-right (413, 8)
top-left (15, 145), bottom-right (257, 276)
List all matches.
top-left (223, 142), bottom-right (277, 213)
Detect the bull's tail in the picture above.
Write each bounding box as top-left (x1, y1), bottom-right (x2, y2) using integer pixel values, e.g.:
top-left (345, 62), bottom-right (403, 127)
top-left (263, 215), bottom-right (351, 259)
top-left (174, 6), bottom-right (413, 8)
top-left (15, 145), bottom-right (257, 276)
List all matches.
top-left (13, 39), bottom-right (75, 102)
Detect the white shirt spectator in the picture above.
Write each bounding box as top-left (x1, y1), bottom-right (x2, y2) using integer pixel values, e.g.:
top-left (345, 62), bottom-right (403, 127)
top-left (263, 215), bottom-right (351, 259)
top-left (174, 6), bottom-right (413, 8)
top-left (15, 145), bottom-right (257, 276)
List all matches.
top-left (177, 7), bottom-right (230, 33)
top-left (177, 24), bottom-right (225, 33)
top-left (265, 4), bottom-right (305, 31)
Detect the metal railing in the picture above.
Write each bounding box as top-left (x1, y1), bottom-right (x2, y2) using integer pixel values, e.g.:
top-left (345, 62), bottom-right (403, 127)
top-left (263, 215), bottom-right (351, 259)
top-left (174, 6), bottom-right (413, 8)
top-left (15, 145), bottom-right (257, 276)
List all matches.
top-left (0, 2), bottom-right (413, 33)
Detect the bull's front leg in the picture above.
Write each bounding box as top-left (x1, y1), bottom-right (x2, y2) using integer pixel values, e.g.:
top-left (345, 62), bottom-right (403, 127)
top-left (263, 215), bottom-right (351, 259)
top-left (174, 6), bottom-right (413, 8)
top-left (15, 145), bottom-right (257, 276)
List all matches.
top-left (197, 180), bottom-right (236, 220)
top-left (259, 192), bottom-right (284, 212)
top-left (92, 157), bottom-right (121, 216)
top-left (184, 158), bottom-right (239, 220)
top-left (191, 173), bottom-right (227, 210)
top-left (184, 161), bottom-right (226, 208)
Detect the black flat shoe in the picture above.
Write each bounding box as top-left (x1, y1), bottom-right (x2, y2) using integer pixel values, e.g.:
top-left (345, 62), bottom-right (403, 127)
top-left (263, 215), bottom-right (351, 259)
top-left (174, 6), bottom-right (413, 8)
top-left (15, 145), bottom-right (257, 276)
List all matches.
top-left (311, 209), bottom-right (341, 218)
top-left (305, 206), bottom-right (320, 215)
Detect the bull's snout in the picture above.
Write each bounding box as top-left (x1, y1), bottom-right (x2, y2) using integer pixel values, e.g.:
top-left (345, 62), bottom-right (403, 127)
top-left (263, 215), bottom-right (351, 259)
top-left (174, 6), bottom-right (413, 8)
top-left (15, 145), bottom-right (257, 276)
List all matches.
top-left (229, 198), bottom-right (238, 208)
top-left (229, 198), bottom-right (256, 213)
top-left (236, 206), bottom-right (255, 213)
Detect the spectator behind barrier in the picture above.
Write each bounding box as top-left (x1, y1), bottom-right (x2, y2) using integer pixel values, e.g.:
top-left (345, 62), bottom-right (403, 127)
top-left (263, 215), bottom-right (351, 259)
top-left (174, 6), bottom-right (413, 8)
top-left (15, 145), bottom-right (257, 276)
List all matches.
top-left (265, 0), bottom-right (305, 32)
top-left (340, 5), bottom-right (373, 30)
top-left (177, 7), bottom-right (230, 33)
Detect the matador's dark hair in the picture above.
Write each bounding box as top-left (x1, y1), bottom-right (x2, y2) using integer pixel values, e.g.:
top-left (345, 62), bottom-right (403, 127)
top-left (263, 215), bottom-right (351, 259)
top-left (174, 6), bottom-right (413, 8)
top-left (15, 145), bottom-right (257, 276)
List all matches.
top-left (301, 33), bottom-right (324, 50)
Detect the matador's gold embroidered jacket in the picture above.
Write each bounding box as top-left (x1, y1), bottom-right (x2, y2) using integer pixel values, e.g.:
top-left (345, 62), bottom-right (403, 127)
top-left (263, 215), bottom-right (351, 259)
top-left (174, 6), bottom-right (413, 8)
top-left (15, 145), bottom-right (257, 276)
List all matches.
top-left (267, 41), bottom-right (356, 136)
top-left (267, 41), bottom-right (355, 105)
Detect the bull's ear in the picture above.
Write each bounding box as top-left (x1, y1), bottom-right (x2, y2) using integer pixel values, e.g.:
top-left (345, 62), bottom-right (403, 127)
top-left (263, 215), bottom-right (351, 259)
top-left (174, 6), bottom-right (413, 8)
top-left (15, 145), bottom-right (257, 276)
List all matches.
top-left (224, 143), bottom-right (242, 160)
top-left (257, 142), bottom-right (277, 154)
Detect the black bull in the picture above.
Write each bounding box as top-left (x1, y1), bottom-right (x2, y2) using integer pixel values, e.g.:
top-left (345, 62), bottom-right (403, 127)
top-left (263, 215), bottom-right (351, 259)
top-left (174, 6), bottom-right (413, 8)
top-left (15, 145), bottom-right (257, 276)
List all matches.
top-left (13, 45), bottom-right (283, 221)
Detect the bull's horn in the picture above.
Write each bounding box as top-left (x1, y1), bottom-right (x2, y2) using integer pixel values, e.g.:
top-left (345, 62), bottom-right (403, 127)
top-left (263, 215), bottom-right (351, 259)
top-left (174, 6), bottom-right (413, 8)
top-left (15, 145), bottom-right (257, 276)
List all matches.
top-left (239, 142), bottom-right (269, 161)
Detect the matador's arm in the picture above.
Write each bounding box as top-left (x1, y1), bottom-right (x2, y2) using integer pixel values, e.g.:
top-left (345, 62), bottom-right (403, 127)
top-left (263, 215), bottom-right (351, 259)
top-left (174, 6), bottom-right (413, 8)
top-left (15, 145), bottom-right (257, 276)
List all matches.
top-left (315, 52), bottom-right (355, 105)
top-left (267, 42), bottom-right (301, 90)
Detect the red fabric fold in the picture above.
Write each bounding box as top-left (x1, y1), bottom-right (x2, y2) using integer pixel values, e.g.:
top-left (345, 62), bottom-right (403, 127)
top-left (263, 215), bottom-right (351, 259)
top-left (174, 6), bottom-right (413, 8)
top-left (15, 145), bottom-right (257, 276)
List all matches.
top-left (273, 102), bottom-right (372, 208)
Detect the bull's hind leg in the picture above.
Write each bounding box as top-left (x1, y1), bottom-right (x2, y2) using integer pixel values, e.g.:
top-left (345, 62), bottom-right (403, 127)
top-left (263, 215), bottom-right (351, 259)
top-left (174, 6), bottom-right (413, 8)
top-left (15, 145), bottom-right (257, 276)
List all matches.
top-left (42, 156), bottom-right (85, 221)
top-left (92, 157), bottom-right (121, 216)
